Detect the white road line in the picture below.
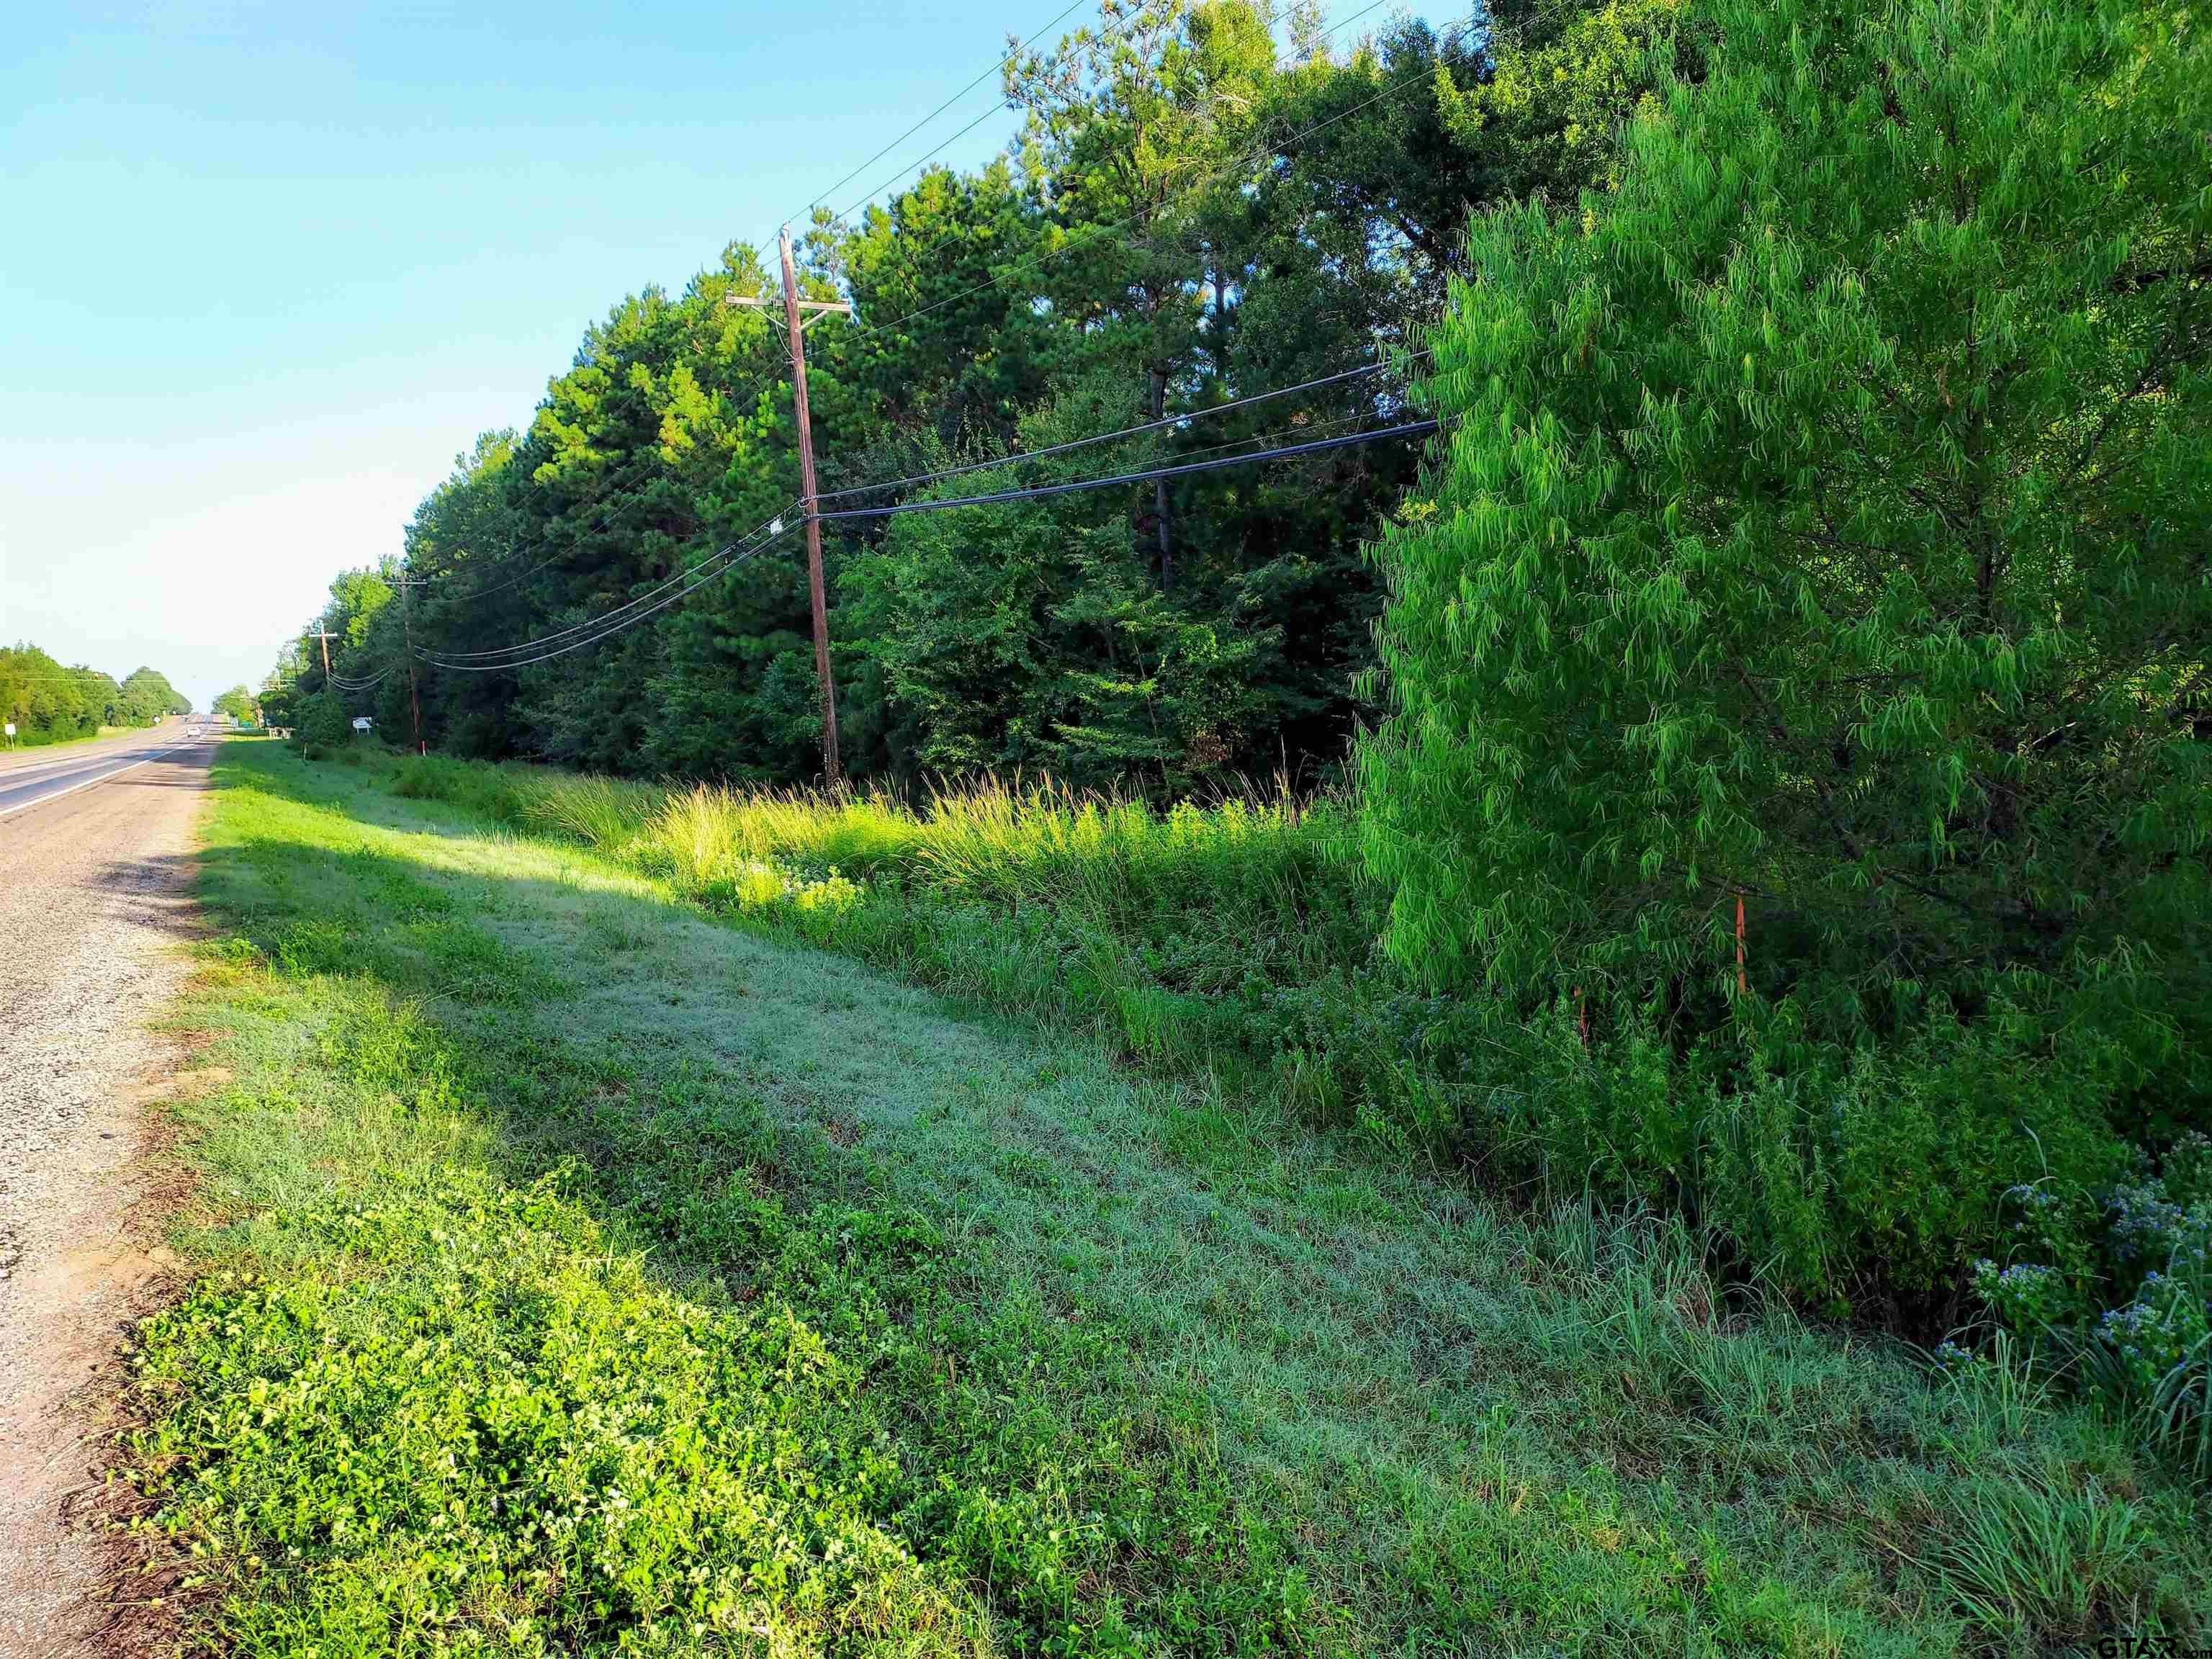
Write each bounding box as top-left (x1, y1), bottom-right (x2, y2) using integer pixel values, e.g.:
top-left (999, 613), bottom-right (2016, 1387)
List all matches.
top-left (0, 742), bottom-right (194, 822)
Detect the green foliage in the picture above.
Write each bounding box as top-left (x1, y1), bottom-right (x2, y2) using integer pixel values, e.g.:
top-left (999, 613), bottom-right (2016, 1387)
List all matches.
top-left (131, 1166), bottom-right (995, 1655)
top-left (1364, 0), bottom-right (2212, 1020)
top-left (292, 688), bottom-right (357, 757)
top-left (0, 646), bottom-right (187, 741)
top-left (122, 666), bottom-right (193, 719)
top-left (1357, 0), bottom-right (2212, 1328)
top-left (132, 741), bottom-right (2212, 1655)
top-left (387, 752), bottom-right (529, 823)
top-left (1965, 1134), bottom-right (2212, 1479)
top-left (263, 0), bottom-right (1637, 792)
top-left (842, 382), bottom-right (1280, 791)
top-left (374, 751), bottom-right (2152, 1323)
top-left (212, 684), bottom-right (258, 724)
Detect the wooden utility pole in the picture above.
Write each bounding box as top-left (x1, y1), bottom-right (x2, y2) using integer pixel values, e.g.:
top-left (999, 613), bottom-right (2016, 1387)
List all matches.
top-left (730, 228), bottom-right (851, 786)
top-left (312, 622), bottom-right (337, 678)
top-left (400, 576), bottom-right (426, 755)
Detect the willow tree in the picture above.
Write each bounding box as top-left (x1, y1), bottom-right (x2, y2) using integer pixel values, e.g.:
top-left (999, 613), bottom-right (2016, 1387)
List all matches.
top-left (1362, 0), bottom-right (2212, 1060)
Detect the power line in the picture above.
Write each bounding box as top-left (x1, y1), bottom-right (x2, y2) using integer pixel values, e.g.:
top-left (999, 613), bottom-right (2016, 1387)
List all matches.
top-left (428, 452), bottom-right (670, 605)
top-left (385, 9), bottom-right (1473, 695)
top-left (868, 0), bottom-right (1404, 292)
top-left (408, 7), bottom-right (1470, 652)
top-left (765, 0), bottom-right (1095, 247)
top-left (411, 421), bottom-right (1432, 676)
top-left (830, 102), bottom-right (1011, 229)
top-left (817, 354), bottom-right (1422, 503)
top-left (416, 524), bottom-right (798, 674)
top-left (817, 418), bottom-right (1436, 521)
top-left (415, 508), bottom-right (799, 670)
top-left (427, 500), bottom-right (801, 660)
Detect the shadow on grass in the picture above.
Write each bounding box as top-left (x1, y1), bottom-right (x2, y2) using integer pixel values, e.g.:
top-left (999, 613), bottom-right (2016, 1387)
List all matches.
top-left (135, 742), bottom-right (2212, 1657)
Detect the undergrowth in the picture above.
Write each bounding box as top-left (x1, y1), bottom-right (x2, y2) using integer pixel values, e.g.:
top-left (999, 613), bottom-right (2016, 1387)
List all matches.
top-left (117, 741), bottom-right (2212, 1655)
top-left (383, 750), bottom-right (2212, 1468)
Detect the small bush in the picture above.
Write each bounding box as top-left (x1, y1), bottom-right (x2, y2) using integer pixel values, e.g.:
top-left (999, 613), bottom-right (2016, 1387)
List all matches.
top-left (1972, 1133), bottom-right (2212, 1477)
top-left (389, 753), bottom-right (526, 824)
top-left (517, 772), bottom-right (659, 850)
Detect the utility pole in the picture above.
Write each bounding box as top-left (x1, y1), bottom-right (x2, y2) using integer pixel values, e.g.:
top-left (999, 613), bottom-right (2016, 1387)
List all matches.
top-left (312, 622), bottom-right (337, 678)
top-left (402, 583), bottom-right (426, 755)
top-left (729, 228), bottom-right (850, 786)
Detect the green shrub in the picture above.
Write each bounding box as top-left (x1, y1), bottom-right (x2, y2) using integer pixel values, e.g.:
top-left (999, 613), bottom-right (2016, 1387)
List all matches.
top-left (292, 689), bottom-right (355, 755)
top-left (1362, 0), bottom-right (2212, 1031)
top-left (517, 772), bottom-right (660, 850)
top-left (1349, 0), bottom-right (2212, 1323)
top-left (1968, 1133), bottom-right (2212, 1478)
top-left (389, 753), bottom-right (527, 824)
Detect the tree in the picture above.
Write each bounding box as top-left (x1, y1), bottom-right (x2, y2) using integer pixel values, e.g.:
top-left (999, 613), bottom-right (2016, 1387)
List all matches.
top-left (1359, 0), bottom-right (2212, 1064)
top-left (255, 0), bottom-right (1673, 793)
top-left (0, 649), bottom-right (188, 741)
top-left (843, 379), bottom-right (1270, 790)
top-left (120, 667), bottom-right (190, 721)
top-left (1006, 0), bottom-right (1277, 588)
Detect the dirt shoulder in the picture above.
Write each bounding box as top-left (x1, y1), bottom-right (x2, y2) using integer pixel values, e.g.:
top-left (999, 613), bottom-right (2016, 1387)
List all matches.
top-left (0, 741), bottom-right (215, 1659)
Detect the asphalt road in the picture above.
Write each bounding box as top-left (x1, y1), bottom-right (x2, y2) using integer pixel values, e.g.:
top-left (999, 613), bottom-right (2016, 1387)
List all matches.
top-left (0, 723), bottom-right (220, 1658)
top-left (0, 722), bottom-right (214, 819)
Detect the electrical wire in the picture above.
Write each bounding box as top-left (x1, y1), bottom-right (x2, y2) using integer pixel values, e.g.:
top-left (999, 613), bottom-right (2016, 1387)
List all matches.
top-left (415, 509), bottom-right (800, 671)
top-left (416, 527), bottom-right (796, 674)
top-left (426, 500), bottom-right (801, 660)
top-left (417, 361), bottom-right (1424, 667)
top-left (428, 452), bottom-right (671, 605)
top-left (413, 421), bottom-right (1431, 675)
top-left (418, 2), bottom-right (1478, 630)
top-left (816, 351), bottom-right (1424, 503)
top-left (765, 0), bottom-right (1096, 246)
top-left (870, 0), bottom-right (1405, 287)
top-left (402, 6), bottom-right (1482, 680)
top-left (816, 418), bottom-right (1436, 521)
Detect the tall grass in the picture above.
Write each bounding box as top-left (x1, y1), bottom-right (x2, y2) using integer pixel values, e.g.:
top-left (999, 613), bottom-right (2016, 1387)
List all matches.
top-left (370, 750), bottom-right (2209, 1493)
top-left (497, 768), bottom-right (1364, 976)
top-left (147, 742), bottom-right (2212, 1653)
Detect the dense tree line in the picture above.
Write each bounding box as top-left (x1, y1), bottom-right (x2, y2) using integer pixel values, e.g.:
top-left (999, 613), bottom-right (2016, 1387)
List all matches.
top-left (267, 0), bottom-right (1683, 789)
top-left (260, 0), bottom-right (2211, 1427)
top-left (0, 646), bottom-right (189, 745)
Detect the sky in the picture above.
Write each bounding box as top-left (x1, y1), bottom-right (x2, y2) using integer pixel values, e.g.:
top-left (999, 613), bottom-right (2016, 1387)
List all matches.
top-left (0, 0), bottom-right (1432, 710)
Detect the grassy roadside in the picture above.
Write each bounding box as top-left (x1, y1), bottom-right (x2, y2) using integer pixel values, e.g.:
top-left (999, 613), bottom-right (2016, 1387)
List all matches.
top-left (0, 723), bottom-right (160, 763)
top-left (118, 740), bottom-right (2209, 1655)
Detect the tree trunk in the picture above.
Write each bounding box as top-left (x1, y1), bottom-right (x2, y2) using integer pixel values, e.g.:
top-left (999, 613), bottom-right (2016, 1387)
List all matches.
top-left (1211, 261), bottom-right (1230, 379)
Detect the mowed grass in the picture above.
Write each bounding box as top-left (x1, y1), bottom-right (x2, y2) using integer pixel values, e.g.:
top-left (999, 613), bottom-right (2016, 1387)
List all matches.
top-left (117, 741), bottom-right (2211, 1655)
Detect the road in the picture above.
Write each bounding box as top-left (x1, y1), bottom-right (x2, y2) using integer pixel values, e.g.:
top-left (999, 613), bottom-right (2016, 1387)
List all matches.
top-left (0, 722), bottom-right (212, 819)
top-left (0, 722), bottom-right (221, 1658)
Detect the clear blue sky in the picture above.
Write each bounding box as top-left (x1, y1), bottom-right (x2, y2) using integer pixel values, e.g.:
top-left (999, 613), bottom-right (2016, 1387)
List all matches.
top-left (0, 0), bottom-right (1425, 709)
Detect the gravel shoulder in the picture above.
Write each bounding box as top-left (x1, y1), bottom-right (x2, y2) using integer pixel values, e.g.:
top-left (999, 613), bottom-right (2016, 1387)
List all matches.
top-left (0, 738), bottom-right (215, 1659)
